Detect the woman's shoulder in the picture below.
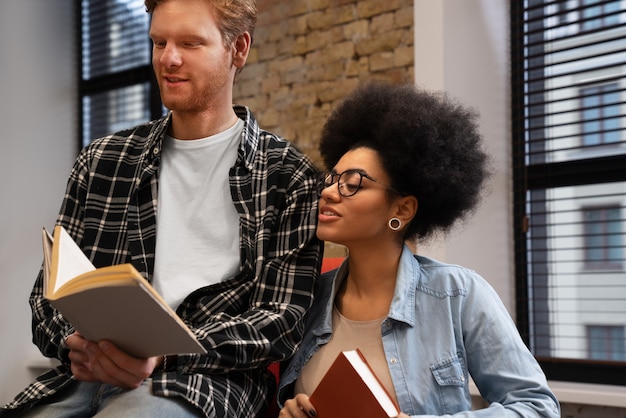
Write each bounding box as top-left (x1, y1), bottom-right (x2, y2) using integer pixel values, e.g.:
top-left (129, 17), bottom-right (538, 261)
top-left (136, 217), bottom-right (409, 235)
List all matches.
top-left (411, 254), bottom-right (489, 297)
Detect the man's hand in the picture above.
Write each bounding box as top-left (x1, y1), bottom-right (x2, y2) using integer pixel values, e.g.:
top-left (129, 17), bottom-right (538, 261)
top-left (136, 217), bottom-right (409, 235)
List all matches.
top-left (66, 332), bottom-right (160, 389)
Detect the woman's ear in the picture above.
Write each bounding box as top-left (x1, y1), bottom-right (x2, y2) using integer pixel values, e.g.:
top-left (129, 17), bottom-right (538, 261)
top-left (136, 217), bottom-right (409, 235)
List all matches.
top-left (233, 32), bottom-right (251, 69)
top-left (395, 195), bottom-right (418, 226)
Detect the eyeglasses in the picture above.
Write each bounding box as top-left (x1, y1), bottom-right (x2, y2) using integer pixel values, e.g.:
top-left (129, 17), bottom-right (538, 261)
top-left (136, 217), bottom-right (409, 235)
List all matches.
top-left (317, 169), bottom-right (392, 197)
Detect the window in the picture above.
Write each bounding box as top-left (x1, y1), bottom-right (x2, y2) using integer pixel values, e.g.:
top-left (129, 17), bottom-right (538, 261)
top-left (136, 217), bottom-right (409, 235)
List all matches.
top-left (581, 83), bottom-right (621, 146)
top-left (583, 206), bottom-right (623, 269)
top-left (587, 325), bottom-right (626, 361)
top-left (511, 0), bottom-right (626, 386)
top-left (581, 0), bottom-right (622, 31)
top-left (80, 0), bottom-right (162, 148)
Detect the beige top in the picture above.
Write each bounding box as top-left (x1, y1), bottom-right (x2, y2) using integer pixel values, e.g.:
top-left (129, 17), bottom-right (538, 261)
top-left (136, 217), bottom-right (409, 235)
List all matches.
top-left (294, 306), bottom-right (398, 404)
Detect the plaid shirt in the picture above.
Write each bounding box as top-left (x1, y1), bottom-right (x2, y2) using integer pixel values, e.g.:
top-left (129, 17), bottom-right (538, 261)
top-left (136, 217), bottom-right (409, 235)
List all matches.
top-left (3, 106), bottom-right (323, 417)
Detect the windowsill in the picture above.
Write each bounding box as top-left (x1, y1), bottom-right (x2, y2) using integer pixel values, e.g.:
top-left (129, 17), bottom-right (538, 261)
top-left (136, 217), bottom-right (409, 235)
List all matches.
top-left (548, 381), bottom-right (626, 408)
top-left (469, 379), bottom-right (626, 408)
top-left (27, 356), bottom-right (60, 373)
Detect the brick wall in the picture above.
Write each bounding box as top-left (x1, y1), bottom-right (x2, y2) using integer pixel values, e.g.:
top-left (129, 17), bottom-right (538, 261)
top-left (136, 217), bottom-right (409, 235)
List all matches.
top-left (234, 0), bottom-right (414, 169)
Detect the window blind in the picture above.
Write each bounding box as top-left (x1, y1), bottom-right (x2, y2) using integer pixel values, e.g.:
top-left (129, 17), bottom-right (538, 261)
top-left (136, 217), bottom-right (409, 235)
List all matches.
top-left (80, 0), bottom-right (161, 148)
top-left (511, 0), bottom-right (626, 385)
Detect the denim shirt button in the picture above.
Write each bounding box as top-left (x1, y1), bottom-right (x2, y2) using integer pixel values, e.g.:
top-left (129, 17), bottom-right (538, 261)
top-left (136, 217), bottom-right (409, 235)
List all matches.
top-left (390, 358), bottom-right (398, 364)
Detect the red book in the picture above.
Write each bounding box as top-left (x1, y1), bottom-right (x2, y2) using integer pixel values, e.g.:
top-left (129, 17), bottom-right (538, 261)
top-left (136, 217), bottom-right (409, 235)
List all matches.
top-left (309, 349), bottom-right (400, 418)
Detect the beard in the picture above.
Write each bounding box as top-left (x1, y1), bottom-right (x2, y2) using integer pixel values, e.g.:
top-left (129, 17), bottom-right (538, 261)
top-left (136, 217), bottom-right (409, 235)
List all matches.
top-left (159, 79), bottom-right (213, 113)
top-left (156, 57), bottom-right (234, 114)
top-left (161, 89), bottom-right (206, 113)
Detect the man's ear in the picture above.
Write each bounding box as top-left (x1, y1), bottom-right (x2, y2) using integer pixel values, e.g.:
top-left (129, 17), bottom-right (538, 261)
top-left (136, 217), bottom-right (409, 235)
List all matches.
top-left (233, 32), bottom-right (251, 69)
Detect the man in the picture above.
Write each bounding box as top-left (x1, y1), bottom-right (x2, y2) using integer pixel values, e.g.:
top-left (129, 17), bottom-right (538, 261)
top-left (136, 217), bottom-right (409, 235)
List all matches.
top-left (1, 0), bottom-right (322, 417)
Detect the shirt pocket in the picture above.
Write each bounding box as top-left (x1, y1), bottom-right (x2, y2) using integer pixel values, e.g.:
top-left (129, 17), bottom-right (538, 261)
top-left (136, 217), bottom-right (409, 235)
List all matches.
top-left (430, 355), bottom-right (471, 414)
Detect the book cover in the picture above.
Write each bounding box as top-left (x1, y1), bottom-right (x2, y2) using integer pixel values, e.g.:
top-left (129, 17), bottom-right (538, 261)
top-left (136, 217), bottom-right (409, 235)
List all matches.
top-left (42, 225), bottom-right (206, 358)
top-left (309, 349), bottom-right (400, 418)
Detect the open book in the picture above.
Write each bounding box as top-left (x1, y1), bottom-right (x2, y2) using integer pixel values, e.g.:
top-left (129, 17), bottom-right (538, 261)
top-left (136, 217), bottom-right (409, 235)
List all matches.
top-left (42, 225), bottom-right (206, 358)
top-left (309, 349), bottom-right (400, 418)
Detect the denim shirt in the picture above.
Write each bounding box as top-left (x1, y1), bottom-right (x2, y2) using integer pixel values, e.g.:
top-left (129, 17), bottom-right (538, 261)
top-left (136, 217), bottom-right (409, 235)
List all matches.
top-left (278, 245), bottom-right (560, 417)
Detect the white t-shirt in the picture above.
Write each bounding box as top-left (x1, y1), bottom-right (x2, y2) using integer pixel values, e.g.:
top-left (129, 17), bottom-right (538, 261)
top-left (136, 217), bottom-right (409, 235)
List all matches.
top-left (152, 119), bottom-right (244, 309)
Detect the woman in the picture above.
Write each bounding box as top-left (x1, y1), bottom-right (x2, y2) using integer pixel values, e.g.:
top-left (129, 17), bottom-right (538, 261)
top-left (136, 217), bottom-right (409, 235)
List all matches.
top-left (277, 81), bottom-right (560, 417)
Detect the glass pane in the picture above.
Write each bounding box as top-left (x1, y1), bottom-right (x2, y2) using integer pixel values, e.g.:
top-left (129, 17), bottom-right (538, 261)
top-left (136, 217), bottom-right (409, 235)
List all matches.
top-left (526, 182), bottom-right (626, 359)
top-left (81, 0), bottom-right (150, 80)
top-left (525, 3), bottom-right (626, 164)
top-left (83, 83), bottom-right (151, 147)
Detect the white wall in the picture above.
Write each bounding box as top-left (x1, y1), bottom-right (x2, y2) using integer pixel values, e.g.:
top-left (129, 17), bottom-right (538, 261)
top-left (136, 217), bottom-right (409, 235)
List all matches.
top-left (413, 0), bottom-right (514, 312)
top-left (0, 0), bottom-right (76, 404)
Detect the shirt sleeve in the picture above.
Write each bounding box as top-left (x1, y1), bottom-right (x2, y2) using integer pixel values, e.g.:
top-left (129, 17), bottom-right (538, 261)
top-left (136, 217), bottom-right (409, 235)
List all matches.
top-left (456, 274), bottom-right (561, 418)
top-left (29, 147), bottom-right (91, 363)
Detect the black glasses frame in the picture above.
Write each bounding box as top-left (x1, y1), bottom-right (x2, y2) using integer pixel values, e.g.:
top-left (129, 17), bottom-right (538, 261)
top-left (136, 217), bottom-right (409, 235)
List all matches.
top-left (317, 169), bottom-right (386, 197)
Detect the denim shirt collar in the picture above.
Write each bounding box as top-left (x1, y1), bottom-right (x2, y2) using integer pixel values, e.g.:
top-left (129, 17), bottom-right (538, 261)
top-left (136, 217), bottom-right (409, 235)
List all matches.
top-left (387, 245), bottom-right (420, 327)
top-left (316, 245), bottom-right (419, 336)
top-left (312, 260), bottom-right (348, 339)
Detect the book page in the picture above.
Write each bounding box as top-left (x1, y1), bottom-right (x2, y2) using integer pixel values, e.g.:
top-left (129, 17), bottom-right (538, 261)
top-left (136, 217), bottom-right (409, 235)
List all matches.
top-left (42, 228), bottom-right (53, 293)
top-left (51, 226), bottom-right (95, 295)
top-left (344, 350), bottom-right (399, 416)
